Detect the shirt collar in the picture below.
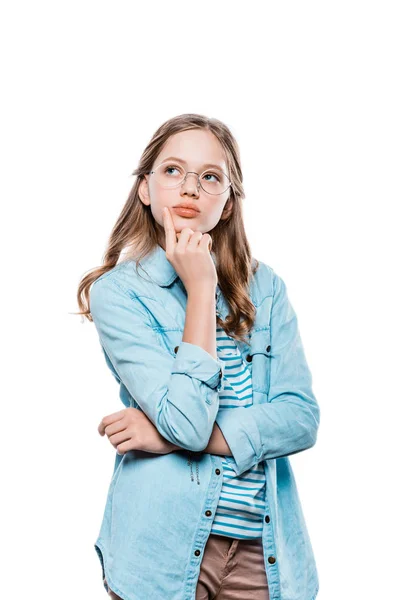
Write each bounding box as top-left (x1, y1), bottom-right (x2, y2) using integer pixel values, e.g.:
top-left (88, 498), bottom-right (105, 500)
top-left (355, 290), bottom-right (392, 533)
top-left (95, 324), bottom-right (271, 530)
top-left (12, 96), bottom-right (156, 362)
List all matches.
top-left (135, 244), bottom-right (250, 349)
top-left (137, 243), bottom-right (179, 287)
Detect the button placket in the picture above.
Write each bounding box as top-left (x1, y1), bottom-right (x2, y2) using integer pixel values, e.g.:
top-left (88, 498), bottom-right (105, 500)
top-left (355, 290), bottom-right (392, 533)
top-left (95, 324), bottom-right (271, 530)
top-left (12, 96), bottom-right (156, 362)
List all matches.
top-left (247, 328), bottom-right (271, 395)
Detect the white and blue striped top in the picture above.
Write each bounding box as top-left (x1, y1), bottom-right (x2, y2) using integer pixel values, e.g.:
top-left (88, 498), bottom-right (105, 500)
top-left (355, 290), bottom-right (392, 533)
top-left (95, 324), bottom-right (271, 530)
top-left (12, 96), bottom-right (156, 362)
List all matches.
top-left (210, 326), bottom-right (266, 540)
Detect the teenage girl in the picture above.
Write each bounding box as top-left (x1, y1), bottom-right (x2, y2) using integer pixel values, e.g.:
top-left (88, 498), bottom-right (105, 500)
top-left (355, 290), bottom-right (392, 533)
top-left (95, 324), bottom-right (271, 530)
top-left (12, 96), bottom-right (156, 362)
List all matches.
top-left (77, 113), bottom-right (320, 600)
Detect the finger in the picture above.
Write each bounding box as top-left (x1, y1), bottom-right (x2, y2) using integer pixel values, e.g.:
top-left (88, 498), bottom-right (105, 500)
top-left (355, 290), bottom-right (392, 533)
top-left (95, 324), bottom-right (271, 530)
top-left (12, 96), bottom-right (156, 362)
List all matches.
top-left (104, 419), bottom-right (127, 437)
top-left (162, 207), bottom-right (177, 254)
top-left (98, 410), bottom-right (126, 435)
top-left (186, 230), bottom-right (203, 248)
top-left (116, 438), bottom-right (139, 455)
top-left (109, 429), bottom-right (132, 446)
top-left (199, 233), bottom-right (212, 252)
top-left (176, 227), bottom-right (194, 247)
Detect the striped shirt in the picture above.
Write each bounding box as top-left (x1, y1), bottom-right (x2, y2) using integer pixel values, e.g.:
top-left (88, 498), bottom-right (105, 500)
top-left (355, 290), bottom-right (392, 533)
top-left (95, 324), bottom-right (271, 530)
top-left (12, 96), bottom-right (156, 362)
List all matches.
top-left (210, 326), bottom-right (266, 540)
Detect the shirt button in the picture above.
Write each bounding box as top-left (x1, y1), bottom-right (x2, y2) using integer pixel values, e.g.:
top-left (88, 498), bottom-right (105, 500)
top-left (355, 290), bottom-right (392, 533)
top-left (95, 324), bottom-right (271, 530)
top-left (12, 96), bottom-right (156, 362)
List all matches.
top-left (194, 550), bottom-right (201, 557)
top-left (174, 346), bottom-right (179, 353)
top-left (205, 510), bottom-right (212, 517)
top-left (265, 515), bottom-right (270, 523)
top-left (246, 354), bottom-right (252, 362)
top-left (266, 345), bottom-right (271, 352)
top-left (215, 468), bottom-right (221, 475)
top-left (268, 556), bottom-right (276, 564)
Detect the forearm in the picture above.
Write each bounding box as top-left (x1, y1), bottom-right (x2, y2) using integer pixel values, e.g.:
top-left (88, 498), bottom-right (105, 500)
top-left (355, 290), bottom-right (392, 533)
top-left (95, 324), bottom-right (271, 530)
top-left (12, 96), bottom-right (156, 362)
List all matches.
top-left (168, 422), bottom-right (232, 456)
top-left (203, 422), bottom-right (232, 455)
top-left (167, 284), bottom-right (227, 454)
top-left (183, 285), bottom-right (217, 358)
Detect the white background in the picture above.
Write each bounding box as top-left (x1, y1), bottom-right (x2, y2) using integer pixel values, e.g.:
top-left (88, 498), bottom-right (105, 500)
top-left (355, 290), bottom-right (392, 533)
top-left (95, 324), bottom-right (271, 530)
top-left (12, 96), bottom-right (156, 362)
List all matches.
top-left (1, 1), bottom-right (399, 598)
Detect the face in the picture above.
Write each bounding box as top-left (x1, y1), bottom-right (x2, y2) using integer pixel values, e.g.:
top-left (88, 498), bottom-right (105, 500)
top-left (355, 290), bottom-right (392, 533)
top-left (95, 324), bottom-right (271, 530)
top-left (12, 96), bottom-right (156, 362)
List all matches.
top-left (138, 129), bottom-right (233, 248)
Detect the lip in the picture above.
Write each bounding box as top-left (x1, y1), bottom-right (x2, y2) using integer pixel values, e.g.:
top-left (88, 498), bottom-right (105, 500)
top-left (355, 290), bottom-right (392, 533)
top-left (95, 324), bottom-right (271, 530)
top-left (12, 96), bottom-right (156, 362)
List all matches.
top-left (172, 203), bottom-right (200, 213)
top-left (172, 207), bottom-right (200, 217)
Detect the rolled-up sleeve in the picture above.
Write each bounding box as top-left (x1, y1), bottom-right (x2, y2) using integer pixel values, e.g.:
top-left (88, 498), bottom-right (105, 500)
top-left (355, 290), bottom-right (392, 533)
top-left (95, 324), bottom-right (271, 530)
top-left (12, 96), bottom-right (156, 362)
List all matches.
top-left (215, 270), bottom-right (320, 476)
top-left (90, 276), bottom-right (224, 452)
top-left (171, 341), bottom-right (224, 390)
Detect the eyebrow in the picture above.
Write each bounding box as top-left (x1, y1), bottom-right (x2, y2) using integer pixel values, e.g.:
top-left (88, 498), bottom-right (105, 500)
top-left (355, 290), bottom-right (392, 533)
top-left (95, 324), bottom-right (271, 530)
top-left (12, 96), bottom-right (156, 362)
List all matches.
top-left (160, 156), bottom-right (226, 172)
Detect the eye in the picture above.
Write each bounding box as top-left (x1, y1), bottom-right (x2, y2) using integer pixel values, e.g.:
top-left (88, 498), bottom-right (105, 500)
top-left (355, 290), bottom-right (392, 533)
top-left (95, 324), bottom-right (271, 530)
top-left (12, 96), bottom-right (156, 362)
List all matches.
top-left (202, 171), bottom-right (221, 183)
top-left (163, 165), bottom-right (183, 176)
top-left (164, 165), bottom-right (181, 176)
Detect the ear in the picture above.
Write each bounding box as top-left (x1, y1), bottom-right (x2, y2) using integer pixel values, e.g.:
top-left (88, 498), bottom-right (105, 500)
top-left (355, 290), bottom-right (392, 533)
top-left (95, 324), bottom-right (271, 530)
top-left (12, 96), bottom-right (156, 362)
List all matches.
top-left (138, 174), bottom-right (151, 206)
top-left (220, 196), bottom-right (233, 220)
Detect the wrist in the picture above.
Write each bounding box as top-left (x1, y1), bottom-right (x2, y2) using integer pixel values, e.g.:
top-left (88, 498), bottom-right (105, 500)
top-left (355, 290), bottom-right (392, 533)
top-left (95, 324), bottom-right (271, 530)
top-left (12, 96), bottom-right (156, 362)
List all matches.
top-left (203, 423), bottom-right (232, 456)
top-left (187, 283), bottom-right (216, 298)
top-left (166, 442), bottom-right (181, 453)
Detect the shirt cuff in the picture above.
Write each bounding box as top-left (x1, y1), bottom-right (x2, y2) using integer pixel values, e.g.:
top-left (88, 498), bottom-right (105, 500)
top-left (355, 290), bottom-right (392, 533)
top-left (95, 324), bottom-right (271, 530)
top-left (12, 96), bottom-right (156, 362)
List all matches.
top-left (215, 407), bottom-right (262, 476)
top-left (171, 341), bottom-right (225, 390)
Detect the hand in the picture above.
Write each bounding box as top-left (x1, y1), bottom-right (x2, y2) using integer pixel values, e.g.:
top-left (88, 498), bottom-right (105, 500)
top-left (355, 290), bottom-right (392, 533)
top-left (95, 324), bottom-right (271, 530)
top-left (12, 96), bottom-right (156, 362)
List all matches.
top-left (162, 206), bottom-right (217, 293)
top-left (98, 407), bottom-right (177, 455)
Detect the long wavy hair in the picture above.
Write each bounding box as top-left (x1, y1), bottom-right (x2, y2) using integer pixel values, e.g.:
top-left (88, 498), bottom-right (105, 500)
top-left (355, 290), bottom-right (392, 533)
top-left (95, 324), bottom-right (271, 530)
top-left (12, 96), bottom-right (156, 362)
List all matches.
top-left (75, 113), bottom-right (259, 343)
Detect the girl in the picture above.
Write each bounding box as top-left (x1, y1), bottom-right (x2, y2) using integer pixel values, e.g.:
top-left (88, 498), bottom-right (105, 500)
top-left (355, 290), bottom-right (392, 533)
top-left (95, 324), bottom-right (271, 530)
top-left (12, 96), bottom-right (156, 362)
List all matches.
top-left (77, 113), bottom-right (320, 600)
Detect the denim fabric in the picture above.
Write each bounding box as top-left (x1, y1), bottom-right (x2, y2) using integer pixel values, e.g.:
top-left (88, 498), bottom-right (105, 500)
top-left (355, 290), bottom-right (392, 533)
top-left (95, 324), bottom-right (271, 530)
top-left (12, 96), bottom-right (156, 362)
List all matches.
top-left (90, 244), bottom-right (320, 600)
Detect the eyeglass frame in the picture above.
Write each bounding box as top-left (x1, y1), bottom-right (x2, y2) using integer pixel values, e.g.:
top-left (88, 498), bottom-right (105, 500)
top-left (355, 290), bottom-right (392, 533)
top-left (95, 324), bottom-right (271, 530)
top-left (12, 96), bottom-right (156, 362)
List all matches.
top-left (148, 161), bottom-right (232, 196)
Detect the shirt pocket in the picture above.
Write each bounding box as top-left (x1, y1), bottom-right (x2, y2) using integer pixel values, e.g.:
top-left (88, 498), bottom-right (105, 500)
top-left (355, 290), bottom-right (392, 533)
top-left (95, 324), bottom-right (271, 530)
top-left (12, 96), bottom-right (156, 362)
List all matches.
top-left (247, 327), bottom-right (272, 397)
top-left (152, 327), bottom-right (184, 357)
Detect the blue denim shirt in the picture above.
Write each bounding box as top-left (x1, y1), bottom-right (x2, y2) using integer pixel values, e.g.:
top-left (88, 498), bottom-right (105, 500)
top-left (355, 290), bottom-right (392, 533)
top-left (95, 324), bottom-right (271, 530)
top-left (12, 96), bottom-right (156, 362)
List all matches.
top-left (89, 244), bottom-right (320, 600)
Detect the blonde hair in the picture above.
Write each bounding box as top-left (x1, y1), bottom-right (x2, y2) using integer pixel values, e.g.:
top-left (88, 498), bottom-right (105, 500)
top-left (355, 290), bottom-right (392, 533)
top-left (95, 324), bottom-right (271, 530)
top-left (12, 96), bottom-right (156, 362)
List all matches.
top-left (75, 113), bottom-right (259, 343)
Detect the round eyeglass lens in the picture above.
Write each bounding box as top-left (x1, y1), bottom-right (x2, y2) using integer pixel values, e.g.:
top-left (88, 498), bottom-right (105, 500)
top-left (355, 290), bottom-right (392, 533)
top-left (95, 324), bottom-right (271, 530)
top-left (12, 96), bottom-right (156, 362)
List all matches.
top-left (152, 162), bottom-right (230, 195)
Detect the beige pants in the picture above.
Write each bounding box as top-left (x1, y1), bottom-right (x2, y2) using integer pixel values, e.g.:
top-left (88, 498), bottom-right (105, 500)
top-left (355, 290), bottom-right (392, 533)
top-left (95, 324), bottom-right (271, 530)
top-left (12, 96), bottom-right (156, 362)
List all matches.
top-left (195, 533), bottom-right (269, 599)
top-left (103, 533), bottom-right (269, 599)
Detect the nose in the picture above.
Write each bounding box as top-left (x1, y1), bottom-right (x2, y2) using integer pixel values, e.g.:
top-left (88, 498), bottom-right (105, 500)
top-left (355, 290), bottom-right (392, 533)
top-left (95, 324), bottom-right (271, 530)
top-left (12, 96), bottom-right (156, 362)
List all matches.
top-left (180, 171), bottom-right (200, 197)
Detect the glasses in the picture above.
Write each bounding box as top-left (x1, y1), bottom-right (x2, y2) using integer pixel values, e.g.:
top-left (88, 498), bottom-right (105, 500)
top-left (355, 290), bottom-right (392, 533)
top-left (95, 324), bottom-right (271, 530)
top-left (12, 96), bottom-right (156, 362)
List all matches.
top-left (149, 161), bottom-right (232, 195)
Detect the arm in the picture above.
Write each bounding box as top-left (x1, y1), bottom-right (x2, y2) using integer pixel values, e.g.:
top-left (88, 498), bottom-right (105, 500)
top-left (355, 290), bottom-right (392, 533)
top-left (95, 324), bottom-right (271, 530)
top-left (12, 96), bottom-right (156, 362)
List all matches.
top-left (183, 285), bottom-right (218, 358)
top-left (90, 276), bottom-right (225, 452)
top-left (202, 422), bottom-right (232, 455)
top-left (214, 270), bottom-right (321, 476)
top-left (168, 422), bottom-right (232, 456)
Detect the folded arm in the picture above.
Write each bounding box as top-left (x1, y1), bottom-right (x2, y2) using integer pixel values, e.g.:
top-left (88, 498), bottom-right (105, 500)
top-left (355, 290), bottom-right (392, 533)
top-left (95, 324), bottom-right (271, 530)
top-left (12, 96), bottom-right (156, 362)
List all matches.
top-left (90, 276), bottom-right (225, 452)
top-left (167, 422), bottom-right (232, 456)
top-left (214, 270), bottom-right (321, 476)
